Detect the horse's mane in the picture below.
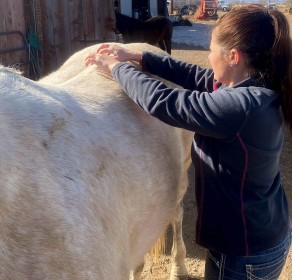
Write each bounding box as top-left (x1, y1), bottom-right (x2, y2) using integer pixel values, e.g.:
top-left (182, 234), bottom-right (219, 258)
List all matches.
top-left (0, 65), bottom-right (22, 75)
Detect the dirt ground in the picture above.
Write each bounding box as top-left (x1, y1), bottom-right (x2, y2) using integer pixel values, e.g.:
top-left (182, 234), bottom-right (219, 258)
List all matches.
top-left (138, 12), bottom-right (292, 280)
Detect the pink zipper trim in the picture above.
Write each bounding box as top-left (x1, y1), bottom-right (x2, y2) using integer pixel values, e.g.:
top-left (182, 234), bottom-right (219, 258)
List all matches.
top-left (213, 81), bottom-right (218, 91)
top-left (236, 132), bottom-right (249, 255)
top-left (196, 139), bottom-right (205, 243)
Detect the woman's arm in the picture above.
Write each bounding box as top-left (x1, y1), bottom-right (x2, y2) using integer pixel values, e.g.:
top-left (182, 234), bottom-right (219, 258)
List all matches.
top-left (85, 43), bottom-right (215, 93)
top-left (112, 63), bottom-right (249, 139)
top-left (141, 51), bottom-right (214, 92)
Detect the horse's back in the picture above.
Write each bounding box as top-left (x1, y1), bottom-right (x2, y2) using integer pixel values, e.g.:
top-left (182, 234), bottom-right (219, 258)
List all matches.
top-left (0, 43), bottom-right (191, 279)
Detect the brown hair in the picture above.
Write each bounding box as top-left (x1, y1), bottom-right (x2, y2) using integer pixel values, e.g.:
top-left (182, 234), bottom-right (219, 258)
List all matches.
top-left (213, 4), bottom-right (292, 134)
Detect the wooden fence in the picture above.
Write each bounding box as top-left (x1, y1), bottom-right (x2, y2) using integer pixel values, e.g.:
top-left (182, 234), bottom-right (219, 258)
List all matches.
top-left (0, 0), bottom-right (28, 75)
top-left (0, 0), bottom-right (115, 79)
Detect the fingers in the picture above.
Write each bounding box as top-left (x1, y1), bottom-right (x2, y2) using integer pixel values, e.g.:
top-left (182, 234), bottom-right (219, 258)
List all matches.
top-left (85, 53), bottom-right (105, 67)
top-left (95, 43), bottom-right (112, 54)
top-left (85, 52), bottom-right (96, 66)
top-left (84, 56), bottom-right (96, 67)
top-left (85, 52), bottom-right (118, 70)
top-left (96, 43), bottom-right (122, 55)
top-left (98, 48), bottom-right (112, 55)
top-left (85, 51), bottom-right (107, 66)
top-left (85, 43), bottom-right (124, 67)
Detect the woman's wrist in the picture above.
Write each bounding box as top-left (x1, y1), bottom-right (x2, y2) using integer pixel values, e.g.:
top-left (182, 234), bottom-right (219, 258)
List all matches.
top-left (109, 61), bottom-right (121, 72)
top-left (131, 51), bottom-right (143, 63)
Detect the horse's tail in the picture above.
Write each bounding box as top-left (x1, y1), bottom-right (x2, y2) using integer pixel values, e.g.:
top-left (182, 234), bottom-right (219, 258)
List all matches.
top-left (149, 229), bottom-right (167, 260)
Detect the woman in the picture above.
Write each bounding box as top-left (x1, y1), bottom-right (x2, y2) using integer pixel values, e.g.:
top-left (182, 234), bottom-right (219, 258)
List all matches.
top-left (85, 5), bottom-right (292, 279)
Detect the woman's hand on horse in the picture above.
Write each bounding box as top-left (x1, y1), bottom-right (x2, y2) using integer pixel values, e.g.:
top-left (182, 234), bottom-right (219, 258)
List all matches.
top-left (85, 52), bottom-right (118, 75)
top-left (85, 43), bottom-right (142, 75)
top-left (96, 43), bottom-right (142, 62)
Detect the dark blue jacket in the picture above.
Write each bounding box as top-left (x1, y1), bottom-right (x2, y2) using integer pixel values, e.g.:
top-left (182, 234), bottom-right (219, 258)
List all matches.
top-left (112, 51), bottom-right (290, 256)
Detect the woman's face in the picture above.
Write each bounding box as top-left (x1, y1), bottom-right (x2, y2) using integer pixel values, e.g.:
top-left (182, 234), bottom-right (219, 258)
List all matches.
top-left (208, 29), bottom-right (230, 85)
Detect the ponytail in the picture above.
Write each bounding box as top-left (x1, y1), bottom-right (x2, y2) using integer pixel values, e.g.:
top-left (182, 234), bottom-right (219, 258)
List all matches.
top-left (269, 9), bottom-right (292, 134)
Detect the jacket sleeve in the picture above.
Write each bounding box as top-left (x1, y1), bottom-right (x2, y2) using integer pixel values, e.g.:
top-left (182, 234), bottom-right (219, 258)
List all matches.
top-left (141, 51), bottom-right (215, 92)
top-left (112, 62), bottom-right (250, 140)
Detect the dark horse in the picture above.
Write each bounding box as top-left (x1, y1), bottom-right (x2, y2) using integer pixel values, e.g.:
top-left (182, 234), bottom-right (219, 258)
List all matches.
top-left (115, 12), bottom-right (173, 54)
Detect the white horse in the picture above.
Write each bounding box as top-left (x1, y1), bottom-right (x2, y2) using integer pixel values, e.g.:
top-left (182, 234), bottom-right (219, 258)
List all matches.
top-left (0, 43), bottom-right (193, 280)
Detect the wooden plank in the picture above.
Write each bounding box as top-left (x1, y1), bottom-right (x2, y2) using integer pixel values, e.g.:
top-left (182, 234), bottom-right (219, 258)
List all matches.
top-left (23, 0), bottom-right (35, 75)
top-left (34, 0), bottom-right (45, 77)
top-left (0, 0), bottom-right (9, 66)
top-left (51, 0), bottom-right (72, 67)
top-left (92, 0), bottom-right (100, 40)
top-left (61, 0), bottom-right (72, 59)
top-left (23, 0), bottom-right (44, 79)
top-left (68, 0), bottom-right (83, 53)
top-left (81, 0), bottom-right (95, 42)
top-left (37, 0), bottom-right (116, 74)
top-left (34, 0), bottom-right (44, 45)
top-left (0, 0), bottom-right (28, 75)
top-left (23, 0), bottom-right (34, 29)
top-left (7, 0), bottom-right (27, 72)
top-left (3, 0), bottom-right (14, 65)
top-left (40, 0), bottom-right (58, 73)
top-left (81, 0), bottom-right (88, 38)
top-left (92, 0), bottom-right (115, 42)
top-left (104, 0), bottom-right (116, 41)
top-left (50, 0), bottom-right (61, 67)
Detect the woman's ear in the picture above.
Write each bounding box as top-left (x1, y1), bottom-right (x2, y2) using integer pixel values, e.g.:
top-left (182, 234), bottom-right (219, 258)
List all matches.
top-left (229, 48), bottom-right (240, 66)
